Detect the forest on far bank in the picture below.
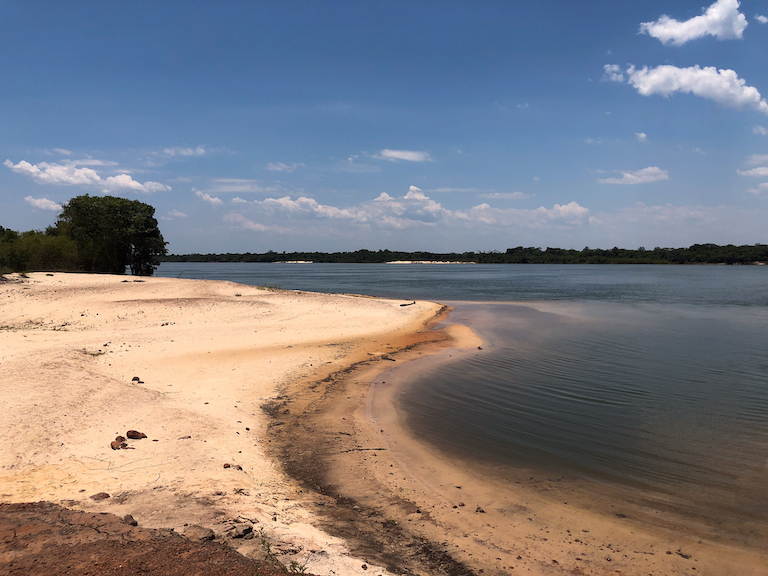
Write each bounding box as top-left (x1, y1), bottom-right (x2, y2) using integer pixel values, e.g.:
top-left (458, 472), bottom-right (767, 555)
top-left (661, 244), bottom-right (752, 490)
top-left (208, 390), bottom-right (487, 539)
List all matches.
top-left (161, 244), bottom-right (768, 265)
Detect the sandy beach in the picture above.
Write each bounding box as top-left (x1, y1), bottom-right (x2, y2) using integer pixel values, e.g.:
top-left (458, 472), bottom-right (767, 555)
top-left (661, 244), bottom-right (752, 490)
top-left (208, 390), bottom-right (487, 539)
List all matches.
top-left (0, 272), bottom-right (443, 575)
top-left (2, 272), bottom-right (767, 576)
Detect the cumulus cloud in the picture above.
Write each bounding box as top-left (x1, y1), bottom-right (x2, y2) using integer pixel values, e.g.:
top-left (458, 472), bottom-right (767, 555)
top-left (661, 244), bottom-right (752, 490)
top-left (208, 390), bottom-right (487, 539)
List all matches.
top-left (4, 159), bottom-right (170, 194)
top-left (266, 162), bottom-right (304, 172)
top-left (636, 132), bottom-right (648, 142)
top-left (746, 153), bottom-right (768, 165)
top-left (626, 65), bottom-right (768, 115)
top-left (24, 196), bottom-right (62, 210)
top-left (599, 166), bottom-right (669, 185)
top-left (640, 0), bottom-right (748, 45)
top-left (748, 182), bottom-right (768, 196)
top-left (737, 167), bottom-right (768, 177)
top-left (163, 146), bottom-right (206, 157)
top-left (236, 186), bottom-right (589, 231)
top-left (755, 14), bottom-right (768, 24)
top-left (603, 64), bottom-right (624, 82)
top-left (195, 190), bottom-right (223, 206)
top-left (374, 149), bottom-right (432, 162)
top-left (479, 192), bottom-right (531, 200)
top-left (754, 125), bottom-right (768, 135)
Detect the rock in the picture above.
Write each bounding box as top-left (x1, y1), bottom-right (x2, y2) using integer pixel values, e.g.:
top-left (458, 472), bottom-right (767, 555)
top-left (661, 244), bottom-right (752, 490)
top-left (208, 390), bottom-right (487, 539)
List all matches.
top-left (122, 514), bottom-right (138, 526)
top-left (110, 440), bottom-right (126, 450)
top-left (178, 435), bottom-right (192, 440)
top-left (90, 492), bottom-right (110, 501)
top-left (115, 435), bottom-right (126, 443)
top-left (126, 430), bottom-right (147, 439)
top-left (234, 465), bottom-right (243, 471)
top-left (132, 376), bottom-right (140, 382)
top-left (475, 506), bottom-right (486, 514)
top-left (231, 523), bottom-right (253, 538)
top-left (223, 463), bottom-right (231, 469)
top-left (184, 525), bottom-right (215, 542)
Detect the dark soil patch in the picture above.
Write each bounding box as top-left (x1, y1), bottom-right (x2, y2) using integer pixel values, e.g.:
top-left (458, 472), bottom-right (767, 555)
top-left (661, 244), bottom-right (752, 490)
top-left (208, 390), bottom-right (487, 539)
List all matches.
top-left (0, 501), bottom-right (287, 576)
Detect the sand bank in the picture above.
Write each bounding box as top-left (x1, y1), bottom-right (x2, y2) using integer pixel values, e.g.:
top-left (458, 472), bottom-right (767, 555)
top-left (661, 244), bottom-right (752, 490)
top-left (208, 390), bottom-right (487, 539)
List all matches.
top-left (0, 272), bottom-right (443, 575)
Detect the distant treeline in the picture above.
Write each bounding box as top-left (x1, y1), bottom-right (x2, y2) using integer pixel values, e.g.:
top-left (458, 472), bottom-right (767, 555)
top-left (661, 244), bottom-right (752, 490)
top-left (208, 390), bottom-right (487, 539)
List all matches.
top-left (161, 244), bottom-right (768, 265)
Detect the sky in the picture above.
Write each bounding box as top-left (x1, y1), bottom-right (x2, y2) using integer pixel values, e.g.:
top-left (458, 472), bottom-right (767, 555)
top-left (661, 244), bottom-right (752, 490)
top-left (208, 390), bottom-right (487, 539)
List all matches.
top-left (1, 0), bottom-right (767, 253)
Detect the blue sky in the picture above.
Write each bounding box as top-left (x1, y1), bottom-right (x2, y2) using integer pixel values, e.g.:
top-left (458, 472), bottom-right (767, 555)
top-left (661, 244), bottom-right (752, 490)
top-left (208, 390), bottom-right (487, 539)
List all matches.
top-left (2, 0), bottom-right (767, 253)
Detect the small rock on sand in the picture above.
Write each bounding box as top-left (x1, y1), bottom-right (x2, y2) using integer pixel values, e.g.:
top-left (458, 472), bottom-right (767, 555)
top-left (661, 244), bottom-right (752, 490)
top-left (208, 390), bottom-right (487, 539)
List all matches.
top-left (184, 525), bottom-right (215, 542)
top-left (126, 430), bottom-right (147, 439)
top-left (122, 514), bottom-right (138, 526)
top-left (90, 492), bottom-right (110, 501)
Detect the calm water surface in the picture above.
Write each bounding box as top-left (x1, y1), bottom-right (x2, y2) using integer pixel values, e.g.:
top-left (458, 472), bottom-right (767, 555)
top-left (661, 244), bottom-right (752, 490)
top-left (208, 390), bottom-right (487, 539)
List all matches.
top-left (156, 263), bottom-right (768, 531)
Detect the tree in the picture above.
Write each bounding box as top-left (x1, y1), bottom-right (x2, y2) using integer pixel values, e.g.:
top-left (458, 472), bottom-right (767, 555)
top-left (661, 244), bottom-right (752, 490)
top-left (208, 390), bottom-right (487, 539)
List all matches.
top-left (56, 195), bottom-right (167, 275)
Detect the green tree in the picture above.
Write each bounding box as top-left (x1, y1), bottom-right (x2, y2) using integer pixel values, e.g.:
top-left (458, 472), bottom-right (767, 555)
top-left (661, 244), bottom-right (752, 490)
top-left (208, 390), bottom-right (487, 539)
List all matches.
top-left (56, 195), bottom-right (167, 275)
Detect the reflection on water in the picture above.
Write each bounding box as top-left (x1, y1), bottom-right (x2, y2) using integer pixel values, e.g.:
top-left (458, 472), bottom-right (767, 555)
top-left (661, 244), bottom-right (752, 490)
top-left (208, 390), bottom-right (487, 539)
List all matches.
top-left (400, 302), bottom-right (768, 530)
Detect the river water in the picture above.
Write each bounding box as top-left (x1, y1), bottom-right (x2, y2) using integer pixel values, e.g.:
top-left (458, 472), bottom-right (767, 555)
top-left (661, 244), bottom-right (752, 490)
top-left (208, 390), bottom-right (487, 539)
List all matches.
top-left (156, 262), bottom-right (768, 536)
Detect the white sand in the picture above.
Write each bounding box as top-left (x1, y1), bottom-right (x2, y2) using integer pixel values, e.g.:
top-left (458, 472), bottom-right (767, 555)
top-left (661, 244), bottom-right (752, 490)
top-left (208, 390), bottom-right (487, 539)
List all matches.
top-left (0, 272), bottom-right (442, 575)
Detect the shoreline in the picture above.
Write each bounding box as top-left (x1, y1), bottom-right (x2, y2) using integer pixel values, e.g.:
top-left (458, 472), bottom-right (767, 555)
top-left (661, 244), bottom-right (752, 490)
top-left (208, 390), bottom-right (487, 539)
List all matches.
top-left (274, 302), bottom-right (768, 575)
top-left (3, 273), bottom-right (767, 575)
top-left (0, 272), bottom-right (444, 575)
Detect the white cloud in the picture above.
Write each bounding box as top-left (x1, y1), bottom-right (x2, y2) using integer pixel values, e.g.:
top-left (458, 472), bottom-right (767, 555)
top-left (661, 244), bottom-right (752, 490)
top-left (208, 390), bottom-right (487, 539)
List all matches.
top-left (195, 190), bottom-right (223, 206)
top-left (636, 132), bottom-right (648, 142)
top-left (168, 209), bottom-right (188, 218)
top-left (478, 192), bottom-right (531, 200)
top-left (693, 147), bottom-right (706, 154)
top-left (241, 186), bottom-right (588, 231)
top-left (163, 146), bottom-right (206, 157)
top-left (533, 176), bottom-right (540, 181)
top-left (737, 167), bottom-right (768, 177)
top-left (206, 178), bottom-right (275, 193)
top-left (223, 212), bottom-right (288, 232)
top-left (375, 149), bottom-right (432, 162)
top-left (599, 166), bottom-right (669, 185)
top-left (53, 148), bottom-right (72, 156)
top-left (4, 159), bottom-right (169, 194)
top-left (626, 65), bottom-right (768, 115)
top-left (69, 158), bottom-right (119, 167)
top-left (585, 137), bottom-right (604, 144)
top-left (266, 162), bottom-right (304, 172)
top-left (754, 125), bottom-right (768, 135)
top-left (748, 182), bottom-right (768, 196)
top-left (755, 14), bottom-right (768, 24)
top-left (639, 0), bottom-right (748, 45)
top-left (746, 153), bottom-right (768, 165)
top-left (24, 196), bottom-right (62, 210)
top-left (603, 64), bottom-right (624, 83)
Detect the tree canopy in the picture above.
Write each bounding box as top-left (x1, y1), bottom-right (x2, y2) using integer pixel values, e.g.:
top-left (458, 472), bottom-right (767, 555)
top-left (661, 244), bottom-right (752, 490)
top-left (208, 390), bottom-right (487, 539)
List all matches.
top-left (55, 195), bottom-right (167, 275)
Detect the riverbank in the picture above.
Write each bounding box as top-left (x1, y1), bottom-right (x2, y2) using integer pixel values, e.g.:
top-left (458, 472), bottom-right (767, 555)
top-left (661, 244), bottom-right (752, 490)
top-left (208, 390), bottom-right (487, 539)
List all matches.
top-left (273, 304), bottom-right (768, 576)
top-left (0, 272), bottom-right (443, 575)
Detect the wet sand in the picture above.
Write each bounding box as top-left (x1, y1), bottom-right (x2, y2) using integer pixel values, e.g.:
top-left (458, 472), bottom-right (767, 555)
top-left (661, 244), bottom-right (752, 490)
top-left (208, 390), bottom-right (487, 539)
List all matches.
top-left (276, 307), bottom-right (768, 576)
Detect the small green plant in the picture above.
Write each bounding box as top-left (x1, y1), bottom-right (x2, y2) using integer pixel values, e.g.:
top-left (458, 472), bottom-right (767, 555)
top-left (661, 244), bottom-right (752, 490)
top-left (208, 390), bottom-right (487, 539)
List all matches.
top-left (288, 558), bottom-right (309, 574)
top-left (259, 527), bottom-right (274, 559)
